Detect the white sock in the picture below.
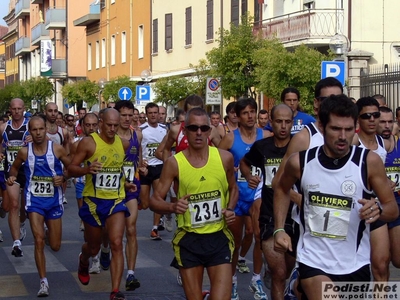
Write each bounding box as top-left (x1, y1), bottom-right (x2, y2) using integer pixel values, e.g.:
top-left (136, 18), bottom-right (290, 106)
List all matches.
top-left (232, 274), bottom-right (237, 283)
top-left (127, 270), bottom-right (134, 278)
top-left (252, 273), bottom-right (261, 282)
top-left (101, 245), bottom-right (110, 253)
top-left (13, 239), bottom-right (21, 247)
top-left (40, 277), bottom-right (48, 285)
top-left (152, 225), bottom-right (158, 230)
top-left (239, 256), bottom-right (246, 261)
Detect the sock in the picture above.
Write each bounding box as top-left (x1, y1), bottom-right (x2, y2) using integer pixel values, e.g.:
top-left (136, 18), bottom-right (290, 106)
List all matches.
top-left (232, 274), bottom-right (237, 283)
top-left (153, 225), bottom-right (158, 230)
top-left (252, 273), bottom-right (261, 282)
top-left (13, 239), bottom-right (21, 247)
top-left (40, 277), bottom-right (48, 285)
top-left (101, 244), bottom-right (110, 253)
top-left (127, 270), bottom-right (134, 278)
top-left (238, 255), bottom-right (246, 261)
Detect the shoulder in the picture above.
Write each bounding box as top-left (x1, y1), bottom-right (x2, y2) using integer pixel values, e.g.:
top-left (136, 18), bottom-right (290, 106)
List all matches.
top-left (287, 128), bottom-right (310, 152)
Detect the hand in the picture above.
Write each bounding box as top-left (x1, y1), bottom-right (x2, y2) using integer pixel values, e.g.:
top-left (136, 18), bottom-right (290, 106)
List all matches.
top-left (53, 175), bottom-right (64, 187)
top-left (6, 176), bottom-right (16, 186)
top-left (358, 198), bottom-right (380, 223)
top-left (88, 158), bottom-right (102, 174)
top-left (222, 208), bottom-right (236, 225)
top-left (247, 175), bottom-right (261, 189)
top-left (125, 181), bottom-right (137, 193)
top-left (173, 195), bottom-right (190, 214)
top-left (274, 231), bottom-right (293, 253)
top-left (138, 166), bottom-right (148, 176)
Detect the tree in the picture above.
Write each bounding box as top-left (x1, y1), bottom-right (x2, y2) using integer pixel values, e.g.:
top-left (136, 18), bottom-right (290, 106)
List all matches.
top-left (21, 77), bottom-right (54, 111)
top-left (102, 75), bottom-right (137, 103)
top-left (62, 80), bottom-right (99, 109)
top-left (189, 59), bottom-right (210, 98)
top-left (206, 13), bottom-right (264, 100)
top-left (253, 40), bottom-right (333, 113)
top-left (152, 76), bottom-right (196, 106)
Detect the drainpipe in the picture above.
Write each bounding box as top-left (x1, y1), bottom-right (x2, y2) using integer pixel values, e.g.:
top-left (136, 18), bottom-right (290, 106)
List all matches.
top-left (129, 0), bottom-right (132, 77)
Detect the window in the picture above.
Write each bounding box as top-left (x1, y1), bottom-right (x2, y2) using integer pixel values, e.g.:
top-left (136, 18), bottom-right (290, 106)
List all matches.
top-left (165, 13), bottom-right (173, 51)
top-left (185, 7), bottom-right (192, 46)
top-left (152, 19), bottom-right (158, 54)
top-left (95, 41), bottom-right (99, 69)
top-left (121, 31), bottom-right (126, 63)
top-left (111, 35), bottom-right (116, 65)
top-left (101, 38), bottom-right (106, 68)
top-left (206, 0), bottom-right (213, 40)
top-left (241, 0), bottom-right (248, 16)
top-left (100, 0), bottom-right (105, 9)
top-left (138, 25), bottom-right (144, 59)
top-left (231, 0), bottom-right (239, 26)
top-left (87, 43), bottom-right (92, 70)
top-left (304, 1), bottom-right (315, 9)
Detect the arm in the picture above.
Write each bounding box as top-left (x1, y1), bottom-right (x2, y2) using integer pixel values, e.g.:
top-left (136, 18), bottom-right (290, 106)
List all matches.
top-left (149, 156), bottom-right (189, 215)
top-left (217, 132), bottom-right (234, 151)
top-left (6, 147), bottom-right (27, 185)
top-left (220, 149), bottom-right (237, 224)
top-left (62, 128), bottom-right (70, 155)
top-left (67, 137), bottom-right (99, 178)
top-left (162, 125), bottom-right (178, 162)
top-left (155, 135), bottom-right (167, 161)
top-left (273, 153), bottom-right (301, 253)
top-left (240, 144), bottom-right (262, 189)
top-left (210, 126), bottom-right (222, 147)
top-left (53, 144), bottom-right (71, 187)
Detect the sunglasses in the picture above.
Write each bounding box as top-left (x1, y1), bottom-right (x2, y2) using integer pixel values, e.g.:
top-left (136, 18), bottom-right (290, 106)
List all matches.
top-left (185, 125), bottom-right (211, 132)
top-left (316, 96), bottom-right (328, 101)
top-left (359, 112), bottom-right (381, 120)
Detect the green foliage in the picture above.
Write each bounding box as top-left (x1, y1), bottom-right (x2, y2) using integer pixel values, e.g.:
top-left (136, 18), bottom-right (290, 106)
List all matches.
top-left (254, 40), bottom-right (333, 113)
top-left (62, 80), bottom-right (99, 109)
top-left (102, 75), bottom-right (137, 103)
top-left (189, 59), bottom-right (210, 98)
top-left (0, 82), bottom-right (20, 113)
top-left (152, 76), bottom-right (197, 106)
top-left (206, 13), bottom-right (264, 99)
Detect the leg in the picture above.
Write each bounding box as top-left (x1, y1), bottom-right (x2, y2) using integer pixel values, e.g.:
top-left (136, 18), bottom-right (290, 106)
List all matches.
top-left (106, 211), bottom-right (126, 292)
top-left (389, 225), bottom-right (400, 268)
top-left (249, 199), bottom-right (262, 275)
top-left (46, 217), bottom-right (62, 252)
top-left (236, 216), bottom-right (253, 273)
top-left (139, 184), bottom-right (151, 210)
top-left (152, 179), bottom-right (162, 229)
top-left (301, 275), bottom-right (333, 300)
top-left (371, 225), bottom-right (390, 281)
top-left (6, 183), bottom-right (21, 241)
top-left (81, 223), bottom-right (103, 263)
top-left (180, 265), bottom-right (205, 300)
top-left (125, 199), bottom-right (138, 271)
top-left (206, 263), bottom-right (232, 300)
top-left (228, 215), bottom-right (244, 275)
top-left (28, 212), bottom-right (46, 278)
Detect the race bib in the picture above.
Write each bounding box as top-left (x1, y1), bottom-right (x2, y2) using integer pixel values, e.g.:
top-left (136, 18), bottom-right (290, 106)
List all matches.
top-left (386, 167), bottom-right (400, 192)
top-left (31, 176), bottom-right (54, 197)
top-left (237, 168), bottom-right (246, 183)
top-left (188, 191), bottom-right (222, 228)
top-left (123, 161), bottom-right (135, 182)
top-left (264, 165), bottom-right (278, 187)
top-left (95, 168), bottom-right (121, 190)
top-left (308, 191), bottom-right (353, 240)
top-left (146, 143), bottom-right (159, 159)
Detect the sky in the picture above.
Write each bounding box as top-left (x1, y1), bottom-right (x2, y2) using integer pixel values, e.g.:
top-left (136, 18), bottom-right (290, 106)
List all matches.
top-left (0, 2), bottom-right (8, 26)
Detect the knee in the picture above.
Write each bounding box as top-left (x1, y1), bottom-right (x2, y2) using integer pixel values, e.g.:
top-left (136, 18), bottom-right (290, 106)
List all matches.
top-left (88, 244), bottom-right (101, 257)
top-left (125, 225), bottom-right (137, 238)
top-left (109, 238), bottom-right (123, 252)
top-left (244, 227), bottom-right (253, 237)
top-left (50, 242), bottom-right (61, 252)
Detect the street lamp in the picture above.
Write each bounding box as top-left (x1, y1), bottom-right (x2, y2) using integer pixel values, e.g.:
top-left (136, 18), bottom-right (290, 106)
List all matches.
top-left (140, 69), bottom-right (152, 85)
top-left (329, 33), bottom-right (349, 61)
top-left (98, 78), bottom-right (106, 111)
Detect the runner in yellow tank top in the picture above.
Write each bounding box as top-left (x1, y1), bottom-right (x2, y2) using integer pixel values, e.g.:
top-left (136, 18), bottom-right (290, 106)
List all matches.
top-left (150, 107), bottom-right (238, 300)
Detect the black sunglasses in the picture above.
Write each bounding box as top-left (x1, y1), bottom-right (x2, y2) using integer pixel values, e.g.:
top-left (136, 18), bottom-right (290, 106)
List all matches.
top-left (359, 112), bottom-right (381, 120)
top-left (185, 125), bottom-right (211, 132)
top-left (316, 96), bottom-right (328, 101)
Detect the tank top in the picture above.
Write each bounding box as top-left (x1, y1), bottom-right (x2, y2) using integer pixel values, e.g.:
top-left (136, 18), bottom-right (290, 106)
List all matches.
top-left (2, 118), bottom-right (30, 172)
top-left (25, 141), bottom-right (64, 209)
top-left (358, 135), bottom-right (387, 163)
top-left (140, 122), bottom-right (167, 166)
top-left (230, 128), bottom-right (263, 202)
top-left (298, 146), bottom-right (372, 274)
top-left (83, 133), bottom-right (125, 200)
top-left (46, 126), bottom-right (64, 145)
top-left (385, 136), bottom-right (400, 193)
top-left (305, 123), bottom-right (324, 149)
top-left (175, 147), bottom-right (229, 234)
top-left (123, 130), bottom-right (140, 200)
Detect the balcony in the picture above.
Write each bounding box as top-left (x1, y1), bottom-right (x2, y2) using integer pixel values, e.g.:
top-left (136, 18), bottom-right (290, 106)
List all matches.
top-left (31, 23), bottom-right (50, 45)
top-left (52, 59), bottom-right (67, 78)
top-left (45, 7), bottom-right (66, 30)
top-left (74, 1), bottom-right (100, 27)
top-left (15, 36), bottom-right (31, 56)
top-left (254, 9), bottom-right (344, 48)
top-left (31, 0), bottom-right (43, 4)
top-left (15, 0), bottom-right (30, 19)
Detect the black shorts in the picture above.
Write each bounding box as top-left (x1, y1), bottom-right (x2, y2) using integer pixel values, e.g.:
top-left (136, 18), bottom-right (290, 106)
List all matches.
top-left (259, 216), bottom-right (298, 257)
top-left (297, 263), bottom-right (370, 300)
top-left (170, 228), bottom-right (234, 269)
top-left (139, 164), bottom-right (163, 185)
top-left (370, 219), bottom-right (386, 231)
top-left (6, 166), bottom-right (26, 188)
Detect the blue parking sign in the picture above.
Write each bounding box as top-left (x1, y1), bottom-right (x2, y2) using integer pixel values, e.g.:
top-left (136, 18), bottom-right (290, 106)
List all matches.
top-left (136, 86), bottom-right (151, 101)
top-left (321, 61), bottom-right (346, 86)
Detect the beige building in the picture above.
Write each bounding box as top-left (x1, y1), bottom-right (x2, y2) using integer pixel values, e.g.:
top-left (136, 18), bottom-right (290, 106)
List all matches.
top-left (3, 0), bottom-right (19, 85)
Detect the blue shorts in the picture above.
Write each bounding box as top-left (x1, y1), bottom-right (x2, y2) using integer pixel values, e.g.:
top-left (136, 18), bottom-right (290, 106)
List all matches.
top-left (26, 204), bottom-right (64, 221)
top-left (234, 200), bottom-right (254, 216)
top-left (79, 196), bottom-right (130, 227)
top-left (0, 171), bottom-right (6, 191)
top-left (75, 181), bottom-right (84, 199)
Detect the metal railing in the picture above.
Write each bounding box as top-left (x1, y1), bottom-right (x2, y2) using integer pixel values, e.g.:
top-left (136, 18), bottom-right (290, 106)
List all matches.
top-left (253, 9), bottom-right (344, 43)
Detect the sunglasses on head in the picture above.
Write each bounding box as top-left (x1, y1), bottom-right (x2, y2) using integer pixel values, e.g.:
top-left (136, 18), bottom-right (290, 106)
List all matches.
top-left (359, 112), bottom-right (381, 120)
top-left (185, 125), bottom-right (211, 132)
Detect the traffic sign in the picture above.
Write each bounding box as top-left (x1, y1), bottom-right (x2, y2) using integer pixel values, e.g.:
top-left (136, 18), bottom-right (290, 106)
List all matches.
top-left (206, 77), bottom-right (222, 105)
top-left (136, 85), bottom-right (151, 101)
top-left (321, 61), bottom-right (346, 86)
top-left (118, 87), bottom-right (133, 101)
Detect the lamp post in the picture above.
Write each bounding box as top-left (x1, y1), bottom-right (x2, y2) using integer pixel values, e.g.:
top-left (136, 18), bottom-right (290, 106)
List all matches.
top-left (140, 69), bottom-right (152, 85)
top-left (329, 33), bottom-right (349, 61)
top-left (98, 78), bottom-right (106, 111)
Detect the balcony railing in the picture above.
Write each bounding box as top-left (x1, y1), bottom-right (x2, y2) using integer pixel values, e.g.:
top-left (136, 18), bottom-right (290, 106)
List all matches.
top-left (15, 36), bottom-right (31, 55)
top-left (254, 9), bottom-right (344, 44)
top-left (15, 0), bottom-right (30, 19)
top-left (90, 1), bottom-right (100, 14)
top-left (31, 0), bottom-right (43, 4)
top-left (45, 7), bottom-right (66, 30)
top-left (31, 23), bottom-right (50, 45)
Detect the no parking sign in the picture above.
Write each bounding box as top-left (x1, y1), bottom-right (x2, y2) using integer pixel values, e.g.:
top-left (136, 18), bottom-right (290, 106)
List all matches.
top-left (206, 77), bottom-right (222, 105)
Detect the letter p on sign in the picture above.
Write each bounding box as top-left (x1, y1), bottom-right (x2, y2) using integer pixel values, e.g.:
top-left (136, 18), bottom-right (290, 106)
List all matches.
top-left (321, 61), bottom-right (346, 86)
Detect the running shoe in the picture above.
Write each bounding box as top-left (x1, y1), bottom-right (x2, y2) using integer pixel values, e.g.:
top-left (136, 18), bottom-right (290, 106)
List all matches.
top-left (89, 255), bottom-right (101, 274)
top-left (237, 259), bottom-right (250, 273)
top-left (165, 214), bottom-right (173, 232)
top-left (63, 196), bottom-right (68, 204)
top-left (37, 280), bottom-right (49, 297)
top-left (78, 253), bottom-right (90, 285)
top-left (125, 274), bottom-right (140, 291)
top-left (11, 243), bottom-right (23, 257)
top-left (176, 272), bottom-right (182, 286)
top-left (231, 281), bottom-right (239, 300)
top-left (249, 279), bottom-right (268, 300)
top-left (284, 268), bottom-right (298, 300)
top-left (150, 229), bottom-right (161, 240)
top-left (157, 217), bottom-right (165, 231)
top-left (79, 221), bottom-right (85, 231)
top-left (0, 230), bottom-right (3, 242)
top-left (0, 199), bottom-right (6, 218)
top-left (110, 290), bottom-right (125, 300)
top-left (100, 248), bottom-right (111, 270)
top-left (20, 222), bottom-right (26, 241)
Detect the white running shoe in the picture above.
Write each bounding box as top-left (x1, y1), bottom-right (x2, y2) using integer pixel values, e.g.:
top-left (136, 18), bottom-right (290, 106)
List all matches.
top-left (37, 281), bottom-right (49, 297)
top-left (165, 214), bottom-right (173, 232)
top-left (249, 279), bottom-right (268, 300)
top-left (89, 255), bottom-right (101, 274)
top-left (63, 196), bottom-right (68, 204)
top-left (0, 230), bottom-right (3, 242)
